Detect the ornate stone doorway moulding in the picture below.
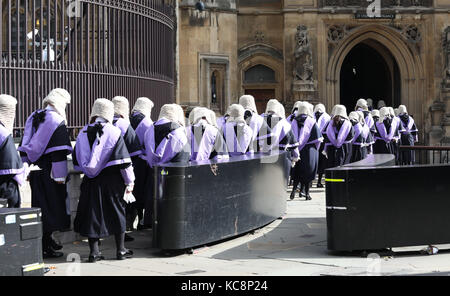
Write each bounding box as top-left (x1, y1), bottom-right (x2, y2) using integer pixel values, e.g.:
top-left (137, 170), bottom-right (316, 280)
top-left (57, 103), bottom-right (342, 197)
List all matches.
top-left (325, 24), bottom-right (426, 141)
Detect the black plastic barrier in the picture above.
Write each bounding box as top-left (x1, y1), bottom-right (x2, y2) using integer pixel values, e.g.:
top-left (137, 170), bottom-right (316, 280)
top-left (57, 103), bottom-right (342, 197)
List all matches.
top-left (152, 152), bottom-right (289, 250)
top-left (0, 208), bottom-right (44, 276)
top-left (325, 154), bottom-right (450, 252)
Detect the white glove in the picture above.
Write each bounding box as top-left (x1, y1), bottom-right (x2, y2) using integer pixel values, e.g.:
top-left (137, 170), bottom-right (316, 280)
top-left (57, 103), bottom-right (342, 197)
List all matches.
top-left (123, 184), bottom-right (136, 204)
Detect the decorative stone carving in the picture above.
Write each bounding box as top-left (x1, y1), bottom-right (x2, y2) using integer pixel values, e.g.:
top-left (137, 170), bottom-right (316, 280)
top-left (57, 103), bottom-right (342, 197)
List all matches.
top-left (444, 27), bottom-right (450, 81)
top-left (327, 25), bottom-right (345, 43)
top-left (293, 25), bottom-right (313, 82)
top-left (403, 25), bottom-right (422, 43)
top-left (254, 31), bottom-right (265, 43)
top-left (293, 25), bottom-right (315, 94)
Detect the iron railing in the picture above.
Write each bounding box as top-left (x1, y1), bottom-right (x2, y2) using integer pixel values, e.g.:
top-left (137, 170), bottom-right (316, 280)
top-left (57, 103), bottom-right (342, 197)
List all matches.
top-left (398, 145), bottom-right (450, 165)
top-left (1, 0), bottom-right (176, 137)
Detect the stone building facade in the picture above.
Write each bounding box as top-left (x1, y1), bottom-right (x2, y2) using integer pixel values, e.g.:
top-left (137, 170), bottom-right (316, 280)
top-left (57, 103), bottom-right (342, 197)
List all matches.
top-left (176, 0), bottom-right (450, 144)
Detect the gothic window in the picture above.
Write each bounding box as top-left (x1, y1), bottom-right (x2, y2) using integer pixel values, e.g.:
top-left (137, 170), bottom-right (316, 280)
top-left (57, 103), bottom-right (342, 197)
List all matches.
top-left (244, 64), bottom-right (276, 84)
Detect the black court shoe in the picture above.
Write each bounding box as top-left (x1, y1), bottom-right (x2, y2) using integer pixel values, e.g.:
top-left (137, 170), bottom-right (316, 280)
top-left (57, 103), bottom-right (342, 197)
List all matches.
top-left (43, 248), bottom-right (64, 259)
top-left (289, 190), bottom-right (296, 200)
top-left (305, 195), bottom-right (312, 201)
top-left (317, 183), bottom-right (324, 188)
top-left (117, 249), bottom-right (134, 260)
top-left (88, 254), bottom-right (105, 263)
top-left (50, 239), bottom-right (63, 251)
top-left (125, 233), bottom-right (135, 242)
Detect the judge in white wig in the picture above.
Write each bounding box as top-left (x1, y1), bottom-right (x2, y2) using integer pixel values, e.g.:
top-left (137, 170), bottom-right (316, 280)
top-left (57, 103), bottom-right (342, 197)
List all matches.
top-left (0, 95), bottom-right (27, 208)
top-left (188, 107), bottom-right (228, 161)
top-left (373, 107), bottom-right (397, 155)
top-left (397, 105), bottom-right (418, 164)
top-left (18, 88), bottom-right (73, 259)
top-left (129, 97), bottom-right (154, 230)
top-left (258, 99), bottom-right (299, 158)
top-left (239, 95), bottom-right (264, 153)
top-left (323, 104), bottom-right (354, 168)
top-left (287, 101), bottom-right (303, 123)
top-left (73, 98), bottom-right (136, 262)
top-left (222, 104), bottom-right (253, 156)
top-left (142, 103), bottom-right (191, 226)
top-left (355, 98), bottom-right (375, 132)
top-left (348, 111), bottom-right (370, 162)
top-left (387, 106), bottom-right (403, 162)
top-left (313, 103), bottom-right (331, 188)
top-left (377, 100), bottom-right (386, 109)
top-left (289, 102), bottom-right (323, 200)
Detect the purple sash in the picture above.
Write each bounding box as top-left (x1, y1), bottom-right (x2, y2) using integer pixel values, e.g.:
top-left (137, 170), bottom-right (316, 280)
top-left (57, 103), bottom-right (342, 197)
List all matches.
top-left (18, 110), bottom-right (72, 163)
top-left (223, 122), bottom-right (252, 156)
top-left (375, 120), bottom-right (396, 142)
top-left (113, 116), bottom-right (129, 136)
top-left (145, 119), bottom-right (189, 167)
top-left (291, 116), bottom-right (316, 151)
top-left (133, 113), bottom-right (153, 146)
top-left (0, 126), bottom-right (25, 179)
top-left (249, 113), bottom-right (264, 141)
top-left (74, 123), bottom-right (130, 178)
top-left (351, 123), bottom-right (364, 145)
top-left (189, 123), bottom-right (218, 161)
top-left (325, 119), bottom-right (352, 148)
top-left (400, 116), bottom-right (417, 133)
top-left (316, 112), bottom-right (331, 133)
top-left (262, 117), bottom-right (293, 152)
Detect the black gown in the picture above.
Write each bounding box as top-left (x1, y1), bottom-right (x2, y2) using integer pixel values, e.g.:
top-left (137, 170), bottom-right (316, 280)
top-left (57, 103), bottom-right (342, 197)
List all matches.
top-left (399, 114), bottom-right (418, 165)
top-left (291, 115), bottom-right (322, 185)
top-left (73, 127), bottom-right (132, 238)
top-left (25, 122), bottom-right (72, 234)
top-left (324, 121), bottom-right (355, 168)
top-left (0, 132), bottom-right (23, 208)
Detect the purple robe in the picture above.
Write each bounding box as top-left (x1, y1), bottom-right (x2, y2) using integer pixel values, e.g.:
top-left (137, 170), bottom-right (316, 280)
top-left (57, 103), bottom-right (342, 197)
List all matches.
top-left (291, 116), bottom-right (323, 151)
top-left (248, 113), bottom-right (264, 149)
top-left (18, 109), bottom-right (72, 165)
top-left (315, 112), bottom-right (331, 134)
top-left (0, 125), bottom-right (26, 185)
top-left (188, 123), bottom-right (227, 161)
top-left (222, 122), bottom-right (253, 157)
top-left (217, 116), bottom-right (228, 132)
top-left (73, 122), bottom-right (135, 185)
top-left (144, 118), bottom-right (190, 167)
top-left (0, 125), bottom-right (25, 208)
top-left (19, 109), bottom-right (72, 233)
top-left (325, 119), bottom-right (353, 148)
top-left (374, 120), bottom-right (396, 143)
top-left (130, 112), bottom-right (153, 147)
top-left (259, 115), bottom-right (298, 154)
top-left (113, 116), bottom-right (142, 158)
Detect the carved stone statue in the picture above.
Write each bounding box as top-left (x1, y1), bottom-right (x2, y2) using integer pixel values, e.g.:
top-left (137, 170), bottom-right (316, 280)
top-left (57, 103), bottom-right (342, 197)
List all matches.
top-left (293, 25), bottom-right (313, 82)
top-left (444, 26), bottom-right (450, 79)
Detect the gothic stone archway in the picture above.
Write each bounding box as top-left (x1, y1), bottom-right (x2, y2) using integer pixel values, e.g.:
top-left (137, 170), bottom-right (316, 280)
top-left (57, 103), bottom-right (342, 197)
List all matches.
top-left (325, 24), bottom-right (425, 141)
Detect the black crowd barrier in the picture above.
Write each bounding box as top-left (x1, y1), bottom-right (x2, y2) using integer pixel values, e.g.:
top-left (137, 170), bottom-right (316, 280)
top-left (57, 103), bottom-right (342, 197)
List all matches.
top-left (152, 152), bottom-right (289, 250)
top-left (0, 208), bottom-right (44, 276)
top-left (325, 154), bottom-right (450, 252)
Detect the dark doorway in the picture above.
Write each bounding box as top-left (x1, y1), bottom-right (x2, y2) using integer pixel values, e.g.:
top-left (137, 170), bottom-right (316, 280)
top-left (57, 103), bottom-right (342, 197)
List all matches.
top-left (244, 89), bottom-right (275, 115)
top-left (340, 41), bottom-right (401, 111)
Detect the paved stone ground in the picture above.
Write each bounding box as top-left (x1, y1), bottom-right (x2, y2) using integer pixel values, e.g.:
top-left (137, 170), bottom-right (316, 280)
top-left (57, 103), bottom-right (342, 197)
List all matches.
top-left (44, 184), bottom-right (450, 276)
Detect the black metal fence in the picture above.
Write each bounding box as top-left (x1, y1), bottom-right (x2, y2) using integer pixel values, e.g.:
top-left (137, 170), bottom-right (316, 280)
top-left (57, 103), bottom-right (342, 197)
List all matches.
top-left (399, 145), bottom-right (450, 165)
top-left (1, 0), bottom-right (176, 138)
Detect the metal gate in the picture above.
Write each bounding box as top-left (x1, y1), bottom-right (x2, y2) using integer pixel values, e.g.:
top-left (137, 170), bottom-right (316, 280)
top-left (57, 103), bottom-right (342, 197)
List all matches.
top-left (1, 0), bottom-right (175, 138)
